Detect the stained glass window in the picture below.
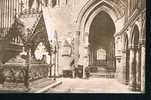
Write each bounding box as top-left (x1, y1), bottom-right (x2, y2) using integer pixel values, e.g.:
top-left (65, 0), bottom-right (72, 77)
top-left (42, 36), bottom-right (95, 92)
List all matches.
top-left (97, 48), bottom-right (106, 60)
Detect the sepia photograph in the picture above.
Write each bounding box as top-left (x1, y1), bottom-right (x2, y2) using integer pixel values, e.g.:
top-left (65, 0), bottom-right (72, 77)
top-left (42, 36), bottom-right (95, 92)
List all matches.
top-left (0, 0), bottom-right (146, 93)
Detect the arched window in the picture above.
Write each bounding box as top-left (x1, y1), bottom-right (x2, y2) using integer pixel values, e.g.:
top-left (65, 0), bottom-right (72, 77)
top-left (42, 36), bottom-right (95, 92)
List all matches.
top-left (97, 48), bottom-right (106, 60)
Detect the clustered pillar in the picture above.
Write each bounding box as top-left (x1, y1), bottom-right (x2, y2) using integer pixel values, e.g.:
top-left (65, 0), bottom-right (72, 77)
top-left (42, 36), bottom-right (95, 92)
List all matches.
top-left (72, 31), bottom-right (80, 78)
top-left (141, 42), bottom-right (145, 92)
top-left (129, 47), bottom-right (136, 91)
top-left (136, 45), bottom-right (141, 90)
top-left (128, 44), bottom-right (144, 91)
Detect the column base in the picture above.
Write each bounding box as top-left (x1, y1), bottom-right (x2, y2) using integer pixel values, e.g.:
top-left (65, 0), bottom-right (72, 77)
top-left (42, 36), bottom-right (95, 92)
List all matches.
top-left (125, 80), bottom-right (129, 85)
top-left (129, 85), bottom-right (137, 91)
top-left (136, 84), bottom-right (141, 91)
top-left (141, 86), bottom-right (145, 93)
top-left (129, 87), bottom-right (136, 91)
top-left (122, 80), bottom-right (129, 85)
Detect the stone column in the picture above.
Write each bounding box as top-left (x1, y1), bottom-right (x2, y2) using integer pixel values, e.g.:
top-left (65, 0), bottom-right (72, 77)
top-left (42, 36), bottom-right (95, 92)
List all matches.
top-left (55, 48), bottom-right (59, 77)
top-left (121, 50), bottom-right (127, 84)
top-left (56, 0), bottom-right (60, 6)
top-left (91, 48), bottom-right (94, 65)
top-left (90, 47), bottom-right (93, 65)
top-left (129, 47), bottom-right (136, 91)
top-left (79, 42), bottom-right (85, 78)
top-left (88, 46), bottom-right (91, 65)
top-left (31, 0), bottom-right (38, 9)
top-left (74, 31), bottom-right (80, 67)
top-left (48, 0), bottom-right (52, 7)
top-left (79, 32), bottom-right (89, 79)
top-left (25, 0), bottom-right (29, 10)
top-left (83, 46), bottom-right (89, 79)
top-left (51, 53), bottom-right (55, 77)
top-left (48, 53), bottom-right (52, 78)
top-left (125, 49), bottom-right (130, 84)
top-left (24, 46), bottom-right (31, 90)
top-left (136, 46), bottom-right (141, 91)
top-left (92, 48), bottom-right (94, 65)
top-left (72, 31), bottom-right (80, 78)
top-left (141, 44), bottom-right (145, 92)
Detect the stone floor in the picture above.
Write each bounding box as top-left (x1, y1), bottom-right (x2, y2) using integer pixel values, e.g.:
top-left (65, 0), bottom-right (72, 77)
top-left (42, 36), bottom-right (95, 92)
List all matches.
top-left (0, 78), bottom-right (55, 93)
top-left (47, 78), bottom-right (141, 93)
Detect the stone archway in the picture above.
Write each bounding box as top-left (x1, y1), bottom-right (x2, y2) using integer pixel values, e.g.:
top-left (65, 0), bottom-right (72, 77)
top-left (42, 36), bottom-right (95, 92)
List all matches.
top-left (76, 0), bottom-right (123, 74)
top-left (88, 11), bottom-right (116, 72)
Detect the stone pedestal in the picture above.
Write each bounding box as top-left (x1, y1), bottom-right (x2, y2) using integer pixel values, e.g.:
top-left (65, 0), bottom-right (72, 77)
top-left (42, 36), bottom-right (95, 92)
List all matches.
top-left (129, 48), bottom-right (136, 91)
top-left (125, 50), bottom-right (130, 85)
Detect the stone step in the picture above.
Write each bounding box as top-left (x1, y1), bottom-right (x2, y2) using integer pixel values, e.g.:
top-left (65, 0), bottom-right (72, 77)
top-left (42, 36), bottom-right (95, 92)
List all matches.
top-left (90, 72), bottom-right (115, 78)
top-left (35, 80), bottom-right (62, 93)
top-left (31, 78), bottom-right (51, 85)
top-left (30, 78), bottom-right (55, 90)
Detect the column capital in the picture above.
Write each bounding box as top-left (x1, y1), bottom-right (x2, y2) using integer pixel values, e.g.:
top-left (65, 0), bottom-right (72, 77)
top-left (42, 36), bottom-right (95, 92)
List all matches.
top-left (128, 45), bottom-right (135, 50)
top-left (129, 44), bottom-right (142, 50)
top-left (140, 39), bottom-right (146, 47)
top-left (137, 43), bottom-right (143, 49)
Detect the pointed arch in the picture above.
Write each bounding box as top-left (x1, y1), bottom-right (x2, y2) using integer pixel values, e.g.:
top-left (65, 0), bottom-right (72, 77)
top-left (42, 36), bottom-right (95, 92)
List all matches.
top-left (76, 0), bottom-right (123, 41)
top-left (77, 0), bottom-right (123, 25)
